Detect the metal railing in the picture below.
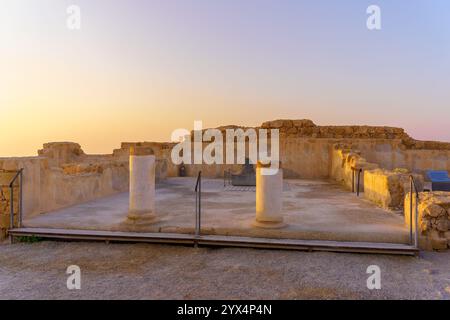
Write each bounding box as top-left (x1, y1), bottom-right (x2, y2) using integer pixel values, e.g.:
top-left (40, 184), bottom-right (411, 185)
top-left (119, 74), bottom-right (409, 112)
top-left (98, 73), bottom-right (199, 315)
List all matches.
top-left (409, 175), bottom-right (420, 248)
top-left (351, 167), bottom-right (362, 196)
top-left (223, 169), bottom-right (231, 187)
top-left (194, 171), bottom-right (202, 246)
top-left (7, 169), bottom-right (24, 243)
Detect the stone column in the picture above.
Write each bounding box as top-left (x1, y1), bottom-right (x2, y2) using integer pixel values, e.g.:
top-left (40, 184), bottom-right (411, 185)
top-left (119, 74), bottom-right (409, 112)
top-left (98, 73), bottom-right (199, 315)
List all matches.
top-left (125, 146), bottom-right (157, 228)
top-left (253, 162), bottom-right (285, 229)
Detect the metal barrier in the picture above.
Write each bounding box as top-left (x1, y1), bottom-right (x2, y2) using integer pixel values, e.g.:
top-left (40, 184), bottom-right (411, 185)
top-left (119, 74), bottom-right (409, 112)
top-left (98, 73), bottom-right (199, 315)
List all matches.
top-left (194, 171), bottom-right (202, 246)
top-left (223, 169), bottom-right (231, 187)
top-left (8, 169), bottom-right (23, 243)
top-left (409, 175), bottom-right (420, 248)
top-left (351, 167), bottom-right (362, 196)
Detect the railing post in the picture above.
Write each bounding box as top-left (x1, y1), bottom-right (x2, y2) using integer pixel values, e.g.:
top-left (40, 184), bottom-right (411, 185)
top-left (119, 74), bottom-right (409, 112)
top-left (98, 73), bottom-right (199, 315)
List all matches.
top-left (194, 171), bottom-right (202, 248)
top-left (414, 193), bottom-right (419, 249)
top-left (18, 170), bottom-right (23, 228)
top-left (9, 184), bottom-right (14, 244)
top-left (197, 173), bottom-right (201, 237)
top-left (409, 178), bottom-right (413, 245)
top-left (195, 187), bottom-right (198, 238)
top-left (357, 169), bottom-right (362, 197)
top-left (351, 168), bottom-right (355, 193)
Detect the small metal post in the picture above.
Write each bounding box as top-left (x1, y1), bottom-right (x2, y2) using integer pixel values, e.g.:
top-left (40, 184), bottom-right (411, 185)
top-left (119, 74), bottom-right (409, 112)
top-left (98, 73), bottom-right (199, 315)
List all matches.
top-left (356, 169), bottom-right (362, 197)
top-left (9, 185), bottom-right (14, 244)
top-left (409, 179), bottom-right (413, 245)
top-left (18, 170), bottom-right (23, 228)
top-left (198, 174), bottom-right (201, 236)
top-left (351, 169), bottom-right (355, 193)
top-left (195, 190), bottom-right (198, 232)
top-left (194, 172), bottom-right (202, 247)
top-left (414, 193), bottom-right (419, 249)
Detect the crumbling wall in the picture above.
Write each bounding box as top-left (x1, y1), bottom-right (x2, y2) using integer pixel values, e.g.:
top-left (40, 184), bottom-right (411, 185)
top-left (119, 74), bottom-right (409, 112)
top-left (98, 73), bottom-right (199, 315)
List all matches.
top-left (38, 142), bottom-right (85, 167)
top-left (0, 157), bottom-right (44, 220)
top-left (0, 171), bottom-right (19, 239)
top-left (114, 142), bottom-right (175, 177)
top-left (405, 192), bottom-right (450, 250)
top-left (364, 169), bottom-right (423, 210)
top-left (0, 143), bottom-right (169, 239)
top-left (163, 119), bottom-right (450, 179)
top-left (329, 144), bottom-right (379, 191)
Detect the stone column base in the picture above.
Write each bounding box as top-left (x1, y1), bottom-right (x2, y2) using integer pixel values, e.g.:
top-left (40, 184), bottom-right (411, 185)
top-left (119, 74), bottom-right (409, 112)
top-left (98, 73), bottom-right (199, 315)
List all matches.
top-left (252, 219), bottom-right (286, 229)
top-left (121, 213), bottom-right (158, 231)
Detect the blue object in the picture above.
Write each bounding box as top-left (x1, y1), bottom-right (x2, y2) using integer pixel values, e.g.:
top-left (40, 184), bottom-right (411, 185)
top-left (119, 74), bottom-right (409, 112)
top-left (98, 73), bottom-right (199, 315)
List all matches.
top-left (426, 170), bottom-right (450, 191)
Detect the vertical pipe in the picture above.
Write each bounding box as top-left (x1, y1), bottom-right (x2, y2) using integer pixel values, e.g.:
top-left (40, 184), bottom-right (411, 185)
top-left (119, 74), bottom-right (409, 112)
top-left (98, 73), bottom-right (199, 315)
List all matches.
top-left (195, 188), bottom-right (198, 234)
top-left (198, 173), bottom-right (201, 236)
top-left (19, 170), bottom-right (23, 228)
top-left (351, 169), bottom-right (355, 193)
top-left (414, 193), bottom-right (419, 249)
top-left (409, 179), bottom-right (413, 245)
top-left (9, 185), bottom-right (14, 244)
top-left (357, 170), bottom-right (361, 197)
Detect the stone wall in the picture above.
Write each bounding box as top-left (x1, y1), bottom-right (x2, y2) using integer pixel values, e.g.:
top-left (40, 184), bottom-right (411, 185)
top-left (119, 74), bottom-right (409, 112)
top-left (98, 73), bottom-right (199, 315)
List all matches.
top-left (364, 169), bottom-right (424, 210)
top-left (0, 143), bottom-right (169, 239)
top-left (148, 119), bottom-right (450, 180)
top-left (114, 142), bottom-right (176, 177)
top-left (405, 192), bottom-right (450, 250)
top-left (0, 171), bottom-right (19, 239)
top-left (350, 140), bottom-right (450, 175)
top-left (329, 144), bottom-right (379, 191)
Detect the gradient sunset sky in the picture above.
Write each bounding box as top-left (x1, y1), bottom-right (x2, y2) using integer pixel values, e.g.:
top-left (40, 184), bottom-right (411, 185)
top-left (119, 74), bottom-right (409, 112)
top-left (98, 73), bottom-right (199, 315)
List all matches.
top-left (1, 0), bottom-right (449, 156)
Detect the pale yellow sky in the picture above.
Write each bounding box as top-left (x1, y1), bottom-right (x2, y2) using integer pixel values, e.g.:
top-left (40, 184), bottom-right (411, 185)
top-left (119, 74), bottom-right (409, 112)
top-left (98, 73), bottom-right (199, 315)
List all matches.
top-left (2, 1), bottom-right (449, 156)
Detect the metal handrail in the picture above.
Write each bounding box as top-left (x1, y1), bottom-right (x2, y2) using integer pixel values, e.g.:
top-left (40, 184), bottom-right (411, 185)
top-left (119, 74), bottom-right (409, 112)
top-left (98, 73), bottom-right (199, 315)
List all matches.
top-left (356, 168), bottom-right (362, 196)
top-left (8, 169), bottom-right (24, 243)
top-left (409, 175), bottom-right (420, 249)
top-left (194, 171), bottom-right (202, 246)
top-left (223, 169), bottom-right (233, 187)
top-left (351, 167), bottom-right (362, 196)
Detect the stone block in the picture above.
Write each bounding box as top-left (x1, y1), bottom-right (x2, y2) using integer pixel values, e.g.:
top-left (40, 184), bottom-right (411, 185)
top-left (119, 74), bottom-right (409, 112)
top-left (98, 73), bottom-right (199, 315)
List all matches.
top-left (424, 204), bottom-right (446, 218)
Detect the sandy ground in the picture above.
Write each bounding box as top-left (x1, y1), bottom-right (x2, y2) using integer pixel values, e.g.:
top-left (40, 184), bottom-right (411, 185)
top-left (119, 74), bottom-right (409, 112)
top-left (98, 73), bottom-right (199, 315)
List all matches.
top-left (0, 240), bottom-right (449, 300)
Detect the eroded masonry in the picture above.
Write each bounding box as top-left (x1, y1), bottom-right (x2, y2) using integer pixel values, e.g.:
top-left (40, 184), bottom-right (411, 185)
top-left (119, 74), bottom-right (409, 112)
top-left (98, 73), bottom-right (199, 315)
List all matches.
top-left (1, 119), bottom-right (450, 250)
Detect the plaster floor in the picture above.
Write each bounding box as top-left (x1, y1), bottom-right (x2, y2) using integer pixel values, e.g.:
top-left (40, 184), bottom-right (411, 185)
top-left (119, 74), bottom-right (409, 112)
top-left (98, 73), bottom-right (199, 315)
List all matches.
top-left (24, 178), bottom-right (409, 244)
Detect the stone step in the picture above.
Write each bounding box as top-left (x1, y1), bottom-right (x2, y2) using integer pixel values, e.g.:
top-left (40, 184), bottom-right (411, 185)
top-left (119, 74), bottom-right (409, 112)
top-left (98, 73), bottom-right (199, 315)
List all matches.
top-left (8, 227), bottom-right (419, 256)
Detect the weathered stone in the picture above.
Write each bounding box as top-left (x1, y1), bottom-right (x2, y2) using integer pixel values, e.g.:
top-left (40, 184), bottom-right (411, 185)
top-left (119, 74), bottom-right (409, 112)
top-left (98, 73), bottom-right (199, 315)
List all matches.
top-left (436, 218), bottom-right (449, 232)
top-left (424, 204), bottom-right (446, 218)
top-left (292, 119), bottom-right (316, 128)
top-left (38, 142), bottom-right (85, 167)
top-left (420, 220), bottom-right (431, 234)
top-left (432, 238), bottom-right (448, 250)
top-left (444, 231), bottom-right (450, 240)
top-left (261, 119), bottom-right (292, 129)
top-left (0, 214), bottom-right (9, 228)
top-left (366, 169), bottom-right (423, 210)
top-left (393, 168), bottom-right (409, 174)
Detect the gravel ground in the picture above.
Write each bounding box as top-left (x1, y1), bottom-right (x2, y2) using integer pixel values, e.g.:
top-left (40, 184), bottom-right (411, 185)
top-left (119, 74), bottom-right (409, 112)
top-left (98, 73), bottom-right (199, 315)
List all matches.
top-left (0, 240), bottom-right (449, 299)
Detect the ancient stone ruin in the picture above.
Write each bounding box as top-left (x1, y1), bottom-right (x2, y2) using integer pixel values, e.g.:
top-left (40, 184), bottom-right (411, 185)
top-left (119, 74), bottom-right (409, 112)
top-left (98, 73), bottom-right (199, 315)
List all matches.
top-left (1, 119), bottom-right (449, 251)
